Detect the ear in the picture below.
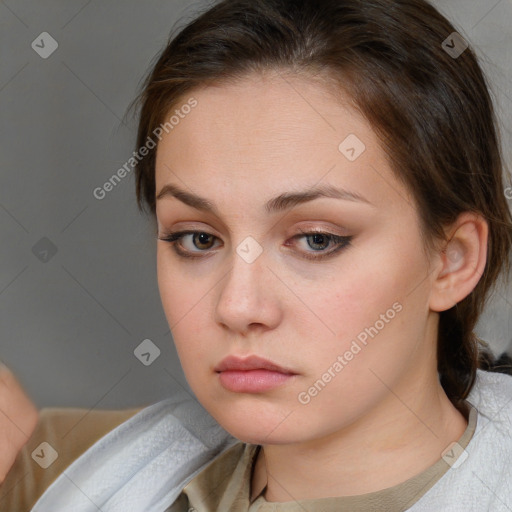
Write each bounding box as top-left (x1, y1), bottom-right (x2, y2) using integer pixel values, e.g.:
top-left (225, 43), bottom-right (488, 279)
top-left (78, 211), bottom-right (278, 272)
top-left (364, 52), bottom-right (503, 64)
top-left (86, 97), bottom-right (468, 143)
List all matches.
top-left (429, 212), bottom-right (488, 312)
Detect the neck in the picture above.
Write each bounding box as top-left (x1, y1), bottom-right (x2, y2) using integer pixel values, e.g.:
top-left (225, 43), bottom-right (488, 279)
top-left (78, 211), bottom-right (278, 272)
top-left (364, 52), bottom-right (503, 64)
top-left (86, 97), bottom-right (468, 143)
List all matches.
top-left (252, 373), bottom-right (468, 502)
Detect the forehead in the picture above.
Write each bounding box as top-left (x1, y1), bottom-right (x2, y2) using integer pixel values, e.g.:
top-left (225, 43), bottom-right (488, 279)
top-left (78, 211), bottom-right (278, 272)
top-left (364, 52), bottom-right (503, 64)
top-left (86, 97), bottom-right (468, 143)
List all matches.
top-left (154, 72), bottom-right (413, 214)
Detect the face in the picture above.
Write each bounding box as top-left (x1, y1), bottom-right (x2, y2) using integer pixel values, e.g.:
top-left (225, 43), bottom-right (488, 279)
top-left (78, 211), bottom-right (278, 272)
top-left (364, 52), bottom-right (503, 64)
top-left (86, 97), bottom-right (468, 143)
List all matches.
top-left (155, 71), bottom-right (440, 445)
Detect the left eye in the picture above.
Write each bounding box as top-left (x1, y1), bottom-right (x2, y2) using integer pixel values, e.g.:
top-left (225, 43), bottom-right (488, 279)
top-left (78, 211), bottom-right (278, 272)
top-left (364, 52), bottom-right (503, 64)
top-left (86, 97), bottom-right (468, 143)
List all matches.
top-left (157, 230), bottom-right (353, 260)
top-left (293, 230), bottom-right (341, 252)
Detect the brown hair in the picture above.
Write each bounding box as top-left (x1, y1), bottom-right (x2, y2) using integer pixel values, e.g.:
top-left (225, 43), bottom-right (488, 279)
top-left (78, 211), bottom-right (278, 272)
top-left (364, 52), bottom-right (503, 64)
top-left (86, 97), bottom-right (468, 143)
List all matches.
top-left (127, 0), bottom-right (512, 412)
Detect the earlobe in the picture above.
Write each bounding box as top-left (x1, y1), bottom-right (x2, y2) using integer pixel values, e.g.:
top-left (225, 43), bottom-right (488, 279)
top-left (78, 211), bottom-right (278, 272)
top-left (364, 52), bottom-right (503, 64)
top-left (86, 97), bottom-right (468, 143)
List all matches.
top-left (429, 213), bottom-right (488, 312)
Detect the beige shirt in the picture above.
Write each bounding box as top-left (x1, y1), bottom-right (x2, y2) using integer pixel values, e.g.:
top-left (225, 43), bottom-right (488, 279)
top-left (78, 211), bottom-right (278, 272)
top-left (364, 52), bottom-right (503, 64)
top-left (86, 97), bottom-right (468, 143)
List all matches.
top-left (0, 406), bottom-right (141, 512)
top-left (172, 402), bottom-right (477, 512)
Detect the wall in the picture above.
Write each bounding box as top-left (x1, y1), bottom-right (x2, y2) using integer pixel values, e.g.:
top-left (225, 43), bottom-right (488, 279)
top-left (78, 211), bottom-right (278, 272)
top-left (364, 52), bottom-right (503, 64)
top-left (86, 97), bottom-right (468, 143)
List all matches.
top-left (1, 0), bottom-right (511, 409)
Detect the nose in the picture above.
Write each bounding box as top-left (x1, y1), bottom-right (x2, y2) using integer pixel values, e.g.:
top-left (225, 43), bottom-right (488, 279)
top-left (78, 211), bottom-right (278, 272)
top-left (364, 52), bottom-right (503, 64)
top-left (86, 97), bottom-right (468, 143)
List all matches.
top-left (214, 243), bottom-right (282, 336)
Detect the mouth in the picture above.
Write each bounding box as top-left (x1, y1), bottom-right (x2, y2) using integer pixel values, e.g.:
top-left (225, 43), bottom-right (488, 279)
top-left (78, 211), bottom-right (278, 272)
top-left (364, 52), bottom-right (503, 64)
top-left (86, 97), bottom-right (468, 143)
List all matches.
top-left (214, 355), bottom-right (298, 393)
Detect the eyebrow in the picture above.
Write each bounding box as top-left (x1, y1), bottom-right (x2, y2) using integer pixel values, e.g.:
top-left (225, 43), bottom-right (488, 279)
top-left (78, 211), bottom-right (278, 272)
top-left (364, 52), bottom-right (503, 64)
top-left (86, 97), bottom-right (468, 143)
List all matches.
top-left (155, 183), bottom-right (373, 215)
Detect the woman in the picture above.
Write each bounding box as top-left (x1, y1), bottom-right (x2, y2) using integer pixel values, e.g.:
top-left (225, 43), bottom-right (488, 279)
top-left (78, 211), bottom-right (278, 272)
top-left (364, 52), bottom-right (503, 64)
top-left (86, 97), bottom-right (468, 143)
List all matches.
top-left (3, 0), bottom-right (512, 510)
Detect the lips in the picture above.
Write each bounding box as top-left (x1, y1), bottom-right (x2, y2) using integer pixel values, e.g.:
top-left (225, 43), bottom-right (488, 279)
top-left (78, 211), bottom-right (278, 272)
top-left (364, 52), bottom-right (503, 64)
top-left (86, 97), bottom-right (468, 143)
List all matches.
top-left (214, 355), bottom-right (296, 374)
top-left (215, 355), bottom-right (298, 393)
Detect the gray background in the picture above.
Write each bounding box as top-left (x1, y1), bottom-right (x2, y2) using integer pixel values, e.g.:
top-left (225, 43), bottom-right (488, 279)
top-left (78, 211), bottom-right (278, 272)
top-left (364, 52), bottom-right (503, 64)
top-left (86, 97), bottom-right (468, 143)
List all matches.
top-left (1, 0), bottom-right (511, 409)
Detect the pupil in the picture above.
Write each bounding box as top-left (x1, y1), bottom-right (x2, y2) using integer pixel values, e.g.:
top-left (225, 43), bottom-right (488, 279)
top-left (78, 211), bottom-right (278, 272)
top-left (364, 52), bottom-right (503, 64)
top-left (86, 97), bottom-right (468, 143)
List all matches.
top-left (196, 233), bottom-right (211, 248)
top-left (311, 234), bottom-right (328, 250)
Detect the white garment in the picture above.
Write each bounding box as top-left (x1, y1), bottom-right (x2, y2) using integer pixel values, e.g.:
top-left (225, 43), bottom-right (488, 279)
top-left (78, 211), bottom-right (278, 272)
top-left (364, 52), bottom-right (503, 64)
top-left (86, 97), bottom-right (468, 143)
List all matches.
top-left (31, 369), bottom-right (512, 511)
top-left (409, 369), bottom-right (512, 511)
top-left (31, 393), bottom-right (237, 512)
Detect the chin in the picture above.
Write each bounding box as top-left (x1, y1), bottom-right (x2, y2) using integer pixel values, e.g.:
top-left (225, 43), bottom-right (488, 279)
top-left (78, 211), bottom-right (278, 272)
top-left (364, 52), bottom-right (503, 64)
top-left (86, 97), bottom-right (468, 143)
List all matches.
top-left (206, 405), bottom-right (302, 445)
top-left (222, 423), bottom-right (296, 445)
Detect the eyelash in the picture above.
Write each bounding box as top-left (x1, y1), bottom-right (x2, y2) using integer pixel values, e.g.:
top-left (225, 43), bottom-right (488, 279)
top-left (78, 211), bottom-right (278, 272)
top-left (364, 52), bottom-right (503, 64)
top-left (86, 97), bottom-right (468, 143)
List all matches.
top-left (157, 229), bottom-right (353, 261)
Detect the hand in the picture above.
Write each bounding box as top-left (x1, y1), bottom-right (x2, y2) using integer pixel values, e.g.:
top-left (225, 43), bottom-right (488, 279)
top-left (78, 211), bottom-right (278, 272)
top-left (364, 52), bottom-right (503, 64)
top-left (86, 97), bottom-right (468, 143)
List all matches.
top-left (0, 362), bottom-right (39, 484)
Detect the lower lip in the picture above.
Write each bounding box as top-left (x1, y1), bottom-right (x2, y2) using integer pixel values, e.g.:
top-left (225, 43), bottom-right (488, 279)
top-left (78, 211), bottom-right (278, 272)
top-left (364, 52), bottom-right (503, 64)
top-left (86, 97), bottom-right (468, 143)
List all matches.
top-left (218, 369), bottom-right (295, 393)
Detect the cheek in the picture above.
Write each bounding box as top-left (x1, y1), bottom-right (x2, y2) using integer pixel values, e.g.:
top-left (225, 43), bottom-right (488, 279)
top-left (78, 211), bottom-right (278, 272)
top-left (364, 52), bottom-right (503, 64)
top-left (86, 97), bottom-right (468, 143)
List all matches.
top-left (157, 251), bottom-right (193, 347)
top-left (157, 247), bottom-right (206, 324)
top-left (306, 236), bottom-right (426, 368)
top-left (156, 248), bottom-right (217, 374)
top-left (312, 252), bottom-right (405, 334)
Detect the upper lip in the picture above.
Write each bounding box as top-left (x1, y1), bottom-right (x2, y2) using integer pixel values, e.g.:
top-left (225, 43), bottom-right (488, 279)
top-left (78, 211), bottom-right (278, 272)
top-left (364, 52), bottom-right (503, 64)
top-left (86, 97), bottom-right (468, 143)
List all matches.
top-left (214, 355), bottom-right (297, 374)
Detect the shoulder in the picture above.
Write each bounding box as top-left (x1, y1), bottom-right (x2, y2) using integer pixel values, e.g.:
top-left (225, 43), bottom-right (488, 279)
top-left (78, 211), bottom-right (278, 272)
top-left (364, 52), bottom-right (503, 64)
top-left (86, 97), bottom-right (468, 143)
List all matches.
top-left (468, 369), bottom-right (512, 431)
top-left (30, 395), bottom-right (237, 511)
top-left (0, 406), bottom-right (142, 511)
top-left (465, 369), bottom-right (512, 475)
top-left (400, 370), bottom-right (512, 510)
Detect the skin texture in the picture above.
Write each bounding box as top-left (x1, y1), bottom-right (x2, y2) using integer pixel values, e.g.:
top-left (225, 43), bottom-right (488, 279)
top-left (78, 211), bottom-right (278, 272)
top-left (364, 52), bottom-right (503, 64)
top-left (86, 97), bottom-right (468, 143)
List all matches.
top-left (0, 363), bottom-right (39, 484)
top-left (154, 70), bottom-right (488, 500)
